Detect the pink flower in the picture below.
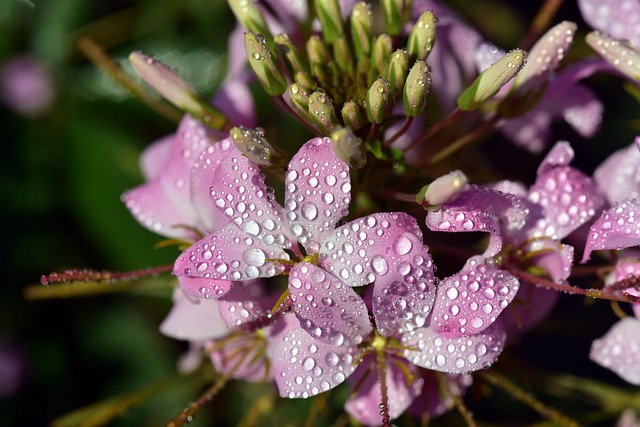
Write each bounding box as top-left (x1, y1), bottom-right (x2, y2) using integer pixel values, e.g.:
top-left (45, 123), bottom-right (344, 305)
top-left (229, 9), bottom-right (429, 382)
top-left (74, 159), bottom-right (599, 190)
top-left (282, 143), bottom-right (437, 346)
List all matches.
top-left (0, 55), bottom-right (55, 118)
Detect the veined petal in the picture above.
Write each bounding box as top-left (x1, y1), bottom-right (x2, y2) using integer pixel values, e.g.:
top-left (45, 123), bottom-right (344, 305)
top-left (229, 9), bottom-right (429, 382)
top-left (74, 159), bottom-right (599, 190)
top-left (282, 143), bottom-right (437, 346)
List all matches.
top-left (345, 355), bottom-right (423, 426)
top-left (372, 244), bottom-right (437, 337)
top-left (579, 0), bottom-right (640, 47)
top-left (190, 138), bottom-right (235, 233)
top-left (177, 276), bottom-right (234, 300)
top-left (273, 328), bottom-right (359, 398)
top-left (583, 200), bottom-right (640, 262)
top-left (210, 332), bottom-right (270, 382)
top-left (122, 180), bottom-right (200, 240)
top-left (289, 263), bottom-right (372, 347)
top-left (285, 137), bottom-right (351, 254)
top-left (160, 287), bottom-right (229, 340)
top-left (590, 317), bottom-right (640, 385)
top-left (174, 222), bottom-right (287, 293)
top-left (426, 185), bottom-right (528, 256)
top-left (431, 257), bottom-right (519, 338)
top-left (209, 145), bottom-right (297, 252)
top-left (402, 321), bottom-right (506, 374)
top-left (319, 212), bottom-right (423, 287)
top-left (594, 141), bottom-right (640, 205)
top-left (528, 166), bottom-right (603, 240)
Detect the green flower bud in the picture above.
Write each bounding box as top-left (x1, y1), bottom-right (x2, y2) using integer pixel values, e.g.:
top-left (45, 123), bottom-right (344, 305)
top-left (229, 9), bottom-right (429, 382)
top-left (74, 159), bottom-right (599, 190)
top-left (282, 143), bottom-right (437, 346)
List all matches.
top-left (245, 32), bottom-right (287, 96)
top-left (129, 51), bottom-right (228, 129)
top-left (308, 91), bottom-right (339, 135)
top-left (403, 59), bottom-right (431, 116)
top-left (288, 83), bottom-right (312, 120)
top-left (381, 0), bottom-right (410, 36)
top-left (228, 0), bottom-right (271, 40)
top-left (457, 49), bottom-right (526, 111)
top-left (407, 11), bottom-right (437, 61)
top-left (387, 49), bottom-right (409, 93)
top-left (314, 0), bottom-right (344, 44)
top-left (341, 100), bottom-right (366, 130)
top-left (230, 126), bottom-right (288, 169)
top-left (416, 170), bottom-right (468, 208)
top-left (365, 78), bottom-right (393, 124)
top-left (331, 127), bottom-right (366, 169)
top-left (587, 31), bottom-right (640, 82)
top-left (307, 35), bottom-right (333, 87)
top-left (371, 34), bottom-right (393, 77)
top-left (294, 71), bottom-right (316, 89)
top-left (350, 2), bottom-right (373, 59)
top-left (275, 33), bottom-right (308, 74)
top-left (333, 37), bottom-right (355, 75)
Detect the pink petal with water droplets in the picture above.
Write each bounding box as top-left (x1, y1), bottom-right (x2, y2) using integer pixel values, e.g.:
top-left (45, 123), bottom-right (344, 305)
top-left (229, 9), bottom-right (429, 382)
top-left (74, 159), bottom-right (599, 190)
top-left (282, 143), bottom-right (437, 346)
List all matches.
top-left (174, 222), bottom-right (287, 291)
top-left (122, 180), bottom-right (200, 240)
top-left (528, 166), bottom-right (603, 240)
top-left (475, 43), bottom-right (505, 74)
top-left (594, 142), bottom-right (640, 205)
top-left (218, 280), bottom-right (275, 328)
top-left (431, 257), bottom-right (519, 338)
top-left (140, 134), bottom-right (173, 180)
top-left (372, 244), bottom-right (437, 336)
top-left (285, 137), bottom-right (351, 254)
top-left (177, 275), bottom-right (234, 300)
top-left (559, 84), bottom-right (603, 138)
top-left (273, 328), bottom-right (359, 398)
top-left (289, 263), bottom-right (372, 346)
top-left (319, 212), bottom-right (423, 287)
top-left (160, 287), bottom-right (229, 340)
top-left (591, 316), bottom-right (640, 385)
top-left (499, 109), bottom-right (552, 153)
top-left (502, 282), bottom-right (559, 337)
top-left (579, 0), bottom-right (640, 47)
top-left (189, 138), bottom-right (235, 233)
top-left (426, 186), bottom-right (528, 256)
top-left (537, 141), bottom-right (574, 175)
top-left (345, 355), bottom-right (423, 426)
top-left (582, 200), bottom-right (640, 262)
top-left (209, 145), bottom-right (298, 253)
top-left (210, 333), bottom-right (270, 382)
top-left (402, 321), bottom-right (506, 374)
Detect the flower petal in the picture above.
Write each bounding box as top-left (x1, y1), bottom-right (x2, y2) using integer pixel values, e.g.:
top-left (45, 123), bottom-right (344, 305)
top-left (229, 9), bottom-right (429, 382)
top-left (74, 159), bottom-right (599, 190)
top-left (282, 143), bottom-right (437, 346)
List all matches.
top-left (372, 243), bottom-right (437, 336)
top-left (403, 321), bottom-right (506, 374)
top-left (285, 137), bottom-right (351, 254)
top-left (140, 134), bottom-right (173, 180)
top-left (594, 141), bottom-right (640, 205)
top-left (528, 165), bottom-right (602, 240)
top-left (319, 212), bottom-right (423, 287)
top-left (174, 222), bottom-right (287, 294)
top-left (218, 280), bottom-right (276, 328)
top-left (537, 140), bottom-right (574, 176)
top-left (345, 355), bottom-right (423, 426)
top-left (578, 0), bottom-right (640, 47)
top-left (177, 275), bottom-right (234, 300)
top-left (590, 316), bottom-right (640, 385)
top-left (582, 200), bottom-right (640, 262)
top-left (289, 263), bottom-right (372, 347)
top-left (431, 257), bottom-right (519, 338)
top-left (273, 328), bottom-right (359, 398)
top-left (159, 287), bottom-right (229, 340)
top-left (209, 145), bottom-right (298, 252)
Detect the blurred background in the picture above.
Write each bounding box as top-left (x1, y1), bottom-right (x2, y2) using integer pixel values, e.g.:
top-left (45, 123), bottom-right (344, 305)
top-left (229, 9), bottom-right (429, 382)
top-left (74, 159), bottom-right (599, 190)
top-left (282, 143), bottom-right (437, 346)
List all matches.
top-left (1, 0), bottom-right (638, 426)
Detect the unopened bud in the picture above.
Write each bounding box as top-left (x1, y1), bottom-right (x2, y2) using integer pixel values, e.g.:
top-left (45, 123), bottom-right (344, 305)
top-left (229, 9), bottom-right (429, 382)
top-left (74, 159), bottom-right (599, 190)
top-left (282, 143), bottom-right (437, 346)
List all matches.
top-left (341, 101), bottom-right (366, 131)
top-left (294, 71), bottom-right (316, 89)
top-left (371, 34), bottom-right (393, 76)
top-left (129, 51), bottom-right (228, 129)
top-left (245, 32), bottom-right (287, 96)
top-left (350, 2), bottom-right (373, 59)
top-left (513, 21), bottom-right (576, 90)
top-left (228, 0), bottom-right (271, 40)
top-left (333, 37), bottom-right (355, 75)
top-left (403, 59), bottom-right (431, 116)
top-left (407, 11), bottom-right (437, 61)
top-left (416, 170), bottom-right (468, 208)
top-left (457, 49), bottom-right (526, 111)
top-left (308, 91), bottom-right (339, 135)
top-left (315, 0), bottom-right (344, 44)
top-left (230, 126), bottom-right (287, 169)
top-left (275, 33), bottom-right (308, 74)
top-left (387, 49), bottom-right (409, 93)
top-left (289, 83), bottom-right (312, 120)
top-left (331, 127), bottom-right (366, 168)
top-left (587, 31), bottom-right (640, 82)
top-left (381, 0), bottom-right (408, 36)
top-left (307, 35), bottom-right (332, 86)
top-left (366, 79), bottom-right (394, 124)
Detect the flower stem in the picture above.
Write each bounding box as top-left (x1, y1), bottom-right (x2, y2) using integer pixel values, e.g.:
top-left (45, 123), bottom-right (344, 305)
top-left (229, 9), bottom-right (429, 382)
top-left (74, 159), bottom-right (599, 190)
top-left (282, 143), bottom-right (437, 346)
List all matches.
top-left (506, 266), bottom-right (640, 304)
top-left (427, 115), bottom-right (501, 165)
top-left (40, 264), bottom-right (174, 285)
top-left (375, 348), bottom-right (391, 427)
top-left (434, 372), bottom-right (477, 427)
top-left (405, 108), bottom-right (463, 152)
top-left (383, 117), bottom-right (414, 147)
top-left (77, 37), bottom-right (183, 123)
top-left (519, 0), bottom-right (566, 50)
top-left (477, 371), bottom-right (579, 427)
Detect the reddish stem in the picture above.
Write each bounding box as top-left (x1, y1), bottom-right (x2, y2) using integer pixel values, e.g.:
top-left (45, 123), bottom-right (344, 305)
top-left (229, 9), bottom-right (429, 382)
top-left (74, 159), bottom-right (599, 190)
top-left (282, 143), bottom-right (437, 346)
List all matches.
top-left (40, 264), bottom-right (174, 286)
